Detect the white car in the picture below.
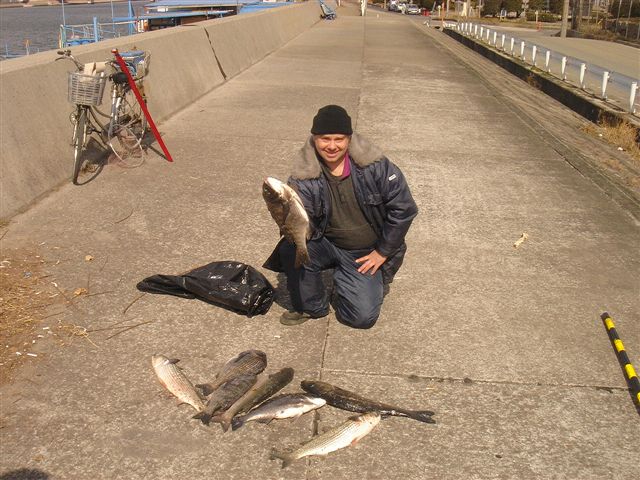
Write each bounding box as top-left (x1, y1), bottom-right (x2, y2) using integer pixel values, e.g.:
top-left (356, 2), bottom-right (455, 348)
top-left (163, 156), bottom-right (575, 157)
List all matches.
top-left (405, 4), bottom-right (421, 14)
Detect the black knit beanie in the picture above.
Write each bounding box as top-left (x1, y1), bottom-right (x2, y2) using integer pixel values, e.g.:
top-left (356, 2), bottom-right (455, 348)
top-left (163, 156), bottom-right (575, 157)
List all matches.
top-left (310, 105), bottom-right (353, 135)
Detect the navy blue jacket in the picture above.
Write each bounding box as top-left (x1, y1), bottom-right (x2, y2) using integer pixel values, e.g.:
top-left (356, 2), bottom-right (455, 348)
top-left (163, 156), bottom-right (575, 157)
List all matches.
top-left (264, 134), bottom-right (418, 284)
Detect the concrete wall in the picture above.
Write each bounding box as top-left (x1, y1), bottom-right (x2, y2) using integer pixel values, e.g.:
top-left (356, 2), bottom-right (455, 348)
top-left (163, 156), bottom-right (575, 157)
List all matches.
top-left (0, 1), bottom-right (321, 220)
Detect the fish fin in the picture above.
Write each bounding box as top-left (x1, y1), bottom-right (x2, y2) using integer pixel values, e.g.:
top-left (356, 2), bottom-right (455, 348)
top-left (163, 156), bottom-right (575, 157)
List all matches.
top-left (209, 414), bottom-right (232, 433)
top-left (167, 358), bottom-right (180, 364)
top-left (270, 449), bottom-right (294, 469)
top-left (408, 410), bottom-right (436, 424)
top-left (195, 383), bottom-right (216, 396)
top-left (294, 248), bottom-right (310, 268)
top-left (231, 416), bottom-right (245, 431)
top-left (256, 417), bottom-right (274, 425)
top-left (192, 411), bottom-right (212, 426)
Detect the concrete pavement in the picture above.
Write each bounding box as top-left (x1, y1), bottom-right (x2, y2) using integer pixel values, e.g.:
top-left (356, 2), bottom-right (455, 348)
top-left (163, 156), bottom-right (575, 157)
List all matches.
top-left (1, 3), bottom-right (639, 479)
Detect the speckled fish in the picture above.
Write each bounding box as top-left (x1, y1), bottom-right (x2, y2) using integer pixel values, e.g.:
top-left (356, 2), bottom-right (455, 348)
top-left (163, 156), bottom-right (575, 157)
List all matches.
top-left (193, 374), bottom-right (257, 425)
top-left (270, 411), bottom-right (381, 468)
top-left (301, 380), bottom-right (435, 424)
top-left (197, 350), bottom-right (267, 395)
top-left (152, 354), bottom-right (205, 413)
top-left (211, 367), bottom-right (295, 432)
top-left (231, 393), bottom-right (326, 431)
top-left (262, 177), bottom-right (311, 268)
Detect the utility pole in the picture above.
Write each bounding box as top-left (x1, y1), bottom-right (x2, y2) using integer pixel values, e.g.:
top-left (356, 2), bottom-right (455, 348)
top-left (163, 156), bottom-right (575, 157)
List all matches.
top-left (560, 0), bottom-right (570, 37)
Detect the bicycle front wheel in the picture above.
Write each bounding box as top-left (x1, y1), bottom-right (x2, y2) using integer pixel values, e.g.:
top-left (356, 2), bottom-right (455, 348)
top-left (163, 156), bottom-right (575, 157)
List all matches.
top-left (72, 107), bottom-right (104, 185)
top-left (108, 87), bottom-right (146, 168)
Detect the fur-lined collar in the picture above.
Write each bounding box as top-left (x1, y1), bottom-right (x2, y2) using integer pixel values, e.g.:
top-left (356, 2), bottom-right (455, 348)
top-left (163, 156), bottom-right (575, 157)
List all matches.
top-left (290, 133), bottom-right (384, 180)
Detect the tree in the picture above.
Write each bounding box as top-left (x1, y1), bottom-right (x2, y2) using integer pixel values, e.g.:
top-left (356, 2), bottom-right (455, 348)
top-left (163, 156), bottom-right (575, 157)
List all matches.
top-left (483, 0), bottom-right (501, 15)
top-left (502, 0), bottom-right (522, 14)
top-left (528, 0), bottom-right (546, 12)
top-left (548, 0), bottom-right (563, 14)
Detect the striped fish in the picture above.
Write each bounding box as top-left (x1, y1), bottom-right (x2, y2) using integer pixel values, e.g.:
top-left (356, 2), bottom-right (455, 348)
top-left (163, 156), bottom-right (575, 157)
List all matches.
top-left (197, 350), bottom-right (267, 395)
top-left (152, 354), bottom-right (205, 412)
top-left (270, 411), bottom-right (381, 468)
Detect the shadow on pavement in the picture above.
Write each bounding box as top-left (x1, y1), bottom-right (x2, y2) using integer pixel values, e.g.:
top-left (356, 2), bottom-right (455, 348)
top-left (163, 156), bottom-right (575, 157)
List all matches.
top-left (0, 469), bottom-right (50, 480)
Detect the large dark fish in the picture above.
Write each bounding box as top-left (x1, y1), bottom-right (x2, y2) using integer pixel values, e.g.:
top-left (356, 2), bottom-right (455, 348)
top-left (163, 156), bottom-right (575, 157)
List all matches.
top-left (270, 412), bottom-right (380, 469)
top-left (262, 177), bottom-right (311, 268)
top-left (197, 350), bottom-right (267, 395)
top-left (301, 380), bottom-right (436, 424)
top-left (193, 374), bottom-right (257, 425)
top-left (210, 367), bottom-right (295, 432)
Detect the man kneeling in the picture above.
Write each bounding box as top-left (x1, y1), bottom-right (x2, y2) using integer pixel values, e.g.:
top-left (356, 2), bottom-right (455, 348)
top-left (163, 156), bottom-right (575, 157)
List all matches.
top-left (264, 105), bottom-right (418, 329)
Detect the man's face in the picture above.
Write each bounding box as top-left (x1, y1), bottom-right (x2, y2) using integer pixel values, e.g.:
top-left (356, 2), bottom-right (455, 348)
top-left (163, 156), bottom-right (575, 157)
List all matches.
top-left (313, 134), bottom-right (351, 166)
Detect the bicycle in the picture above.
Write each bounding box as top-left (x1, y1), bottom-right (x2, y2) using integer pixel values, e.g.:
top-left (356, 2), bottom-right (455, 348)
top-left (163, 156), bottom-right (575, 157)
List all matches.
top-left (56, 49), bottom-right (150, 185)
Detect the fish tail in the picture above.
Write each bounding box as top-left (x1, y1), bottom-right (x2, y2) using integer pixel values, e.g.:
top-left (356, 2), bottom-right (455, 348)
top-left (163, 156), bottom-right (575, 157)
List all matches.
top-left (408, 410), bottom-right (436, 424)
top-left (210, 413), bottom-right (232, 433)
top-left (270, 448), bottom-right (294, 469)
top-left (192, 411), bottom-right (212, 426)
top-left (231, 416), bottom-right (245, 431)
top-left (294, 247), bottom-right (310, 268)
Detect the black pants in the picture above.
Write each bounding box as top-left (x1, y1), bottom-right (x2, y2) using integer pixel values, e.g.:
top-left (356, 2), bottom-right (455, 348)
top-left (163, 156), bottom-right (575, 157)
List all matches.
top-left (279, 237), bottom-right (384, 329)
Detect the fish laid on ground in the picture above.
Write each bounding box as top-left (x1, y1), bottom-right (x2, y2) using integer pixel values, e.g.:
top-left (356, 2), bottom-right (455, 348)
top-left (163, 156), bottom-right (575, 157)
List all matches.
top-left (262, 177), bottom-right (311, 268)
top-left (231, 393), bottom-right (326, 431)
top-left (193, 374), bottom-right (257, 425)
top-left (152, 354), bottom-right (205, 413)
top-left (301, 380), bottom-right (435, 424)
top-left (270, 411), bottom-right (381, 468)
top-left (197, 350), bottom-right (267, 394)
top-left (211, 367), bottom-right (295, 432)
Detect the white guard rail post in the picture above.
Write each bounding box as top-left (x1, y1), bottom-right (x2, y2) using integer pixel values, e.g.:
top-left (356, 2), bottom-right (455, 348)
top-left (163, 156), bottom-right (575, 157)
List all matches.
top-left (532, 46), bottom-right (537, 66)
top-left (630, 82), bottom-right (638, 114)
top-left (545, 50), bottom-right (551, 72)
top-left (520, 41), bottom-right (525, 59)
top-left (561, 56), bottom-right (567, 80)
top-left (579, 63), bottom-right (587, 89)
top-left (501, 34), bottom-right (505, 50)
top-left (601, 71), bottom-right (610, 99)
top-left (510, 38), bottom-right (515, 55)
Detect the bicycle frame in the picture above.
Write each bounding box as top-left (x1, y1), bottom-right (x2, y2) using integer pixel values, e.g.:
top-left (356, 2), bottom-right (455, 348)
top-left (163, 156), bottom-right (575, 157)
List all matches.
top-left (57, 49), bottom-right (148, 183)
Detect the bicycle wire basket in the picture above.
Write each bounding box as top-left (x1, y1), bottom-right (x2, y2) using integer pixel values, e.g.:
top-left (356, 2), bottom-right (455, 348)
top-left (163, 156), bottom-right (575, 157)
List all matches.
top-left (67, 71), bottom-right (107, 106)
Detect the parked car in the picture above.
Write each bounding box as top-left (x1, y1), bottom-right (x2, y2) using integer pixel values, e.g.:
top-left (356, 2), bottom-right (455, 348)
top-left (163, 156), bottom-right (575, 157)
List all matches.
top-left (405, 3), bottom-right (421, 14)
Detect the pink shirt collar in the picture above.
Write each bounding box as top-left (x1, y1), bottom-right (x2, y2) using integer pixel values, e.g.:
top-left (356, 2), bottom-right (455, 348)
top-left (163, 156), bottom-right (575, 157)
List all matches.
top-left (341, 153), bottom-right (351, 179)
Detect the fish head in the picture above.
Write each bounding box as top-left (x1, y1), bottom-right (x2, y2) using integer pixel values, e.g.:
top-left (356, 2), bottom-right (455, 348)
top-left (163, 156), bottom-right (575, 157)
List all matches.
top-left (262, 177), bottom-right (287, 203)
top-left (300, 380), bottom-right (328, 395)
top-left (357, 411), bottom-right (382, 427)
top-left (151, 354), bottom-right (169, 369)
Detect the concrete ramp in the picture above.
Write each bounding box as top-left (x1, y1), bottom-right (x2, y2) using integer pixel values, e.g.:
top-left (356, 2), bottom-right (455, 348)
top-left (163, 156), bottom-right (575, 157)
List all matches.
top-left (1, 3), bottom-right (638, 479)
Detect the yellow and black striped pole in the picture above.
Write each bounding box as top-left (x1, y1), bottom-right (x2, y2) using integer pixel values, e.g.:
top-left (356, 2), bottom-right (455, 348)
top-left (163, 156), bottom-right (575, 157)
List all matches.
top-left (601, 312), bottom-right (640, 405)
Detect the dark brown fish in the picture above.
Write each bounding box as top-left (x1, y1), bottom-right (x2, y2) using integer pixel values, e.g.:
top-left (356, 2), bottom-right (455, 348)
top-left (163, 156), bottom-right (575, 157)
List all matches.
top-left (301, 380), bottom-right (435, 424)
top-left (262, 177), bottom-right (311, 268)
top-left (193, 374), bottom-right (257, 425)
top-left (196, 350), bottom-right (267, 395)
top-left (210, 367), bottom-right (295, 432)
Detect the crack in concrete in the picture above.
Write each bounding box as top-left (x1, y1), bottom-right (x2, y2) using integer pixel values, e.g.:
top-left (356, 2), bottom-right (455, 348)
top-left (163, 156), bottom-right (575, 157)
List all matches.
top-left (322, 367), bottom-right (630, 392)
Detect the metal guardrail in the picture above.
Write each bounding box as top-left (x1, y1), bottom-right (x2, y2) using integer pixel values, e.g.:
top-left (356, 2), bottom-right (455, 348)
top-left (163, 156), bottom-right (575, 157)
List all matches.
top-left (451, 22), bottom-right (639, 117)
top-left (59, 18), bottom-right (137, 49)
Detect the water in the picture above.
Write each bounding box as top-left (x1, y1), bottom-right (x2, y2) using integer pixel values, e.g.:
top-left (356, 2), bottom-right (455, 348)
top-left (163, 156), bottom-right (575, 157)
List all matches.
top-left (0, 1), bottom-right (147, 56)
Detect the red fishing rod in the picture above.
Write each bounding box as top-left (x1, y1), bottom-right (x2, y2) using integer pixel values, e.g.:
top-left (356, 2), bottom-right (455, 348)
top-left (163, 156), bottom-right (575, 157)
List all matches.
top-left (112, 49), bottom-right (173, 163)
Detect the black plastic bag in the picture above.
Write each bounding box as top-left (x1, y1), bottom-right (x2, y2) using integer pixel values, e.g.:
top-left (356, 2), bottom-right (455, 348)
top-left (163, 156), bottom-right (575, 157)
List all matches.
top-left (136, 261), bottom-right (274, 317)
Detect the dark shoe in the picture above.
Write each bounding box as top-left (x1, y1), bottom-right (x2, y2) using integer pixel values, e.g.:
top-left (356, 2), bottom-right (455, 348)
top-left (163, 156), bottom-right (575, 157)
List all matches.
top-left (280, 311), bottom-right (313, 326)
